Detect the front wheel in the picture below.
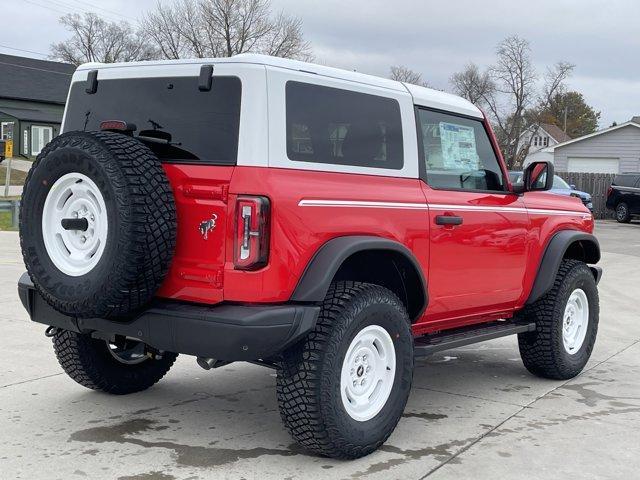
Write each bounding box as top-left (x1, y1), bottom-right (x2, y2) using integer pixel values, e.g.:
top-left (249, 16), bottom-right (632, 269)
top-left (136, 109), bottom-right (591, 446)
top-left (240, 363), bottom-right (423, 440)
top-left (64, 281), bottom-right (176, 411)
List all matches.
top-left (277, 281), bottom-right (413, 459)
top-left (616, 202), bottom-right (631, 223)
top-left (53, 330), bottom-right (177, 394)
top-left (518, 260), bottom-right (599, 380)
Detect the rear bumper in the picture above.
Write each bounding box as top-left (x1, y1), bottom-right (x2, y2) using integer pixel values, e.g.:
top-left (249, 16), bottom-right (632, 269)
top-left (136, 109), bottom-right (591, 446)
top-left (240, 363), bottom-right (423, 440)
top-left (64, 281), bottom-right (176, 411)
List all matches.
top-left (18, 273), bottom-right (319, 361)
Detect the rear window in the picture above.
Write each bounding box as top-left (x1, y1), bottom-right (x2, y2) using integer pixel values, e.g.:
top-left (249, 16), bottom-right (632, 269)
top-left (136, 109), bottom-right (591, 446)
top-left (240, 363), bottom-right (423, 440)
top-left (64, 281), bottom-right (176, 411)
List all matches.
top-left (64, 76), bottom-right (241, 165)
top-left (285, 81), bottom-right (403, 169)
top-left (614, 174), bottom-right (640, 187)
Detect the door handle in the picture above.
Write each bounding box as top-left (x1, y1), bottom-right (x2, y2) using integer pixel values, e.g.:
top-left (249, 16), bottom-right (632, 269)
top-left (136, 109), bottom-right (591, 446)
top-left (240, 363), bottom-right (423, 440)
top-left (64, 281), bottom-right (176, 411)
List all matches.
top-left (435, 215), bottom-right (463, 226)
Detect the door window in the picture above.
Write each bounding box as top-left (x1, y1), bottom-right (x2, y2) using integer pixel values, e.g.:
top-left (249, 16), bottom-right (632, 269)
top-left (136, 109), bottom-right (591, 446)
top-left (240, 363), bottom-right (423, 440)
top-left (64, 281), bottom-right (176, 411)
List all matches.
top-left (417, 108), bottom-right (505, 191)
top-left (31, 126), bottom-right (53, 156)
top-left (285, 81), bottom-right (404, 169)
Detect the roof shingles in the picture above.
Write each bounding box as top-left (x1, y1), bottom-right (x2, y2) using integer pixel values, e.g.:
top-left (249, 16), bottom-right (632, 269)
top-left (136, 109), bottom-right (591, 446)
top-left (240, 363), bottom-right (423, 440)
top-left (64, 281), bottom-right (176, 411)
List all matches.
top-left (0, 54), bottom-right (75, 105)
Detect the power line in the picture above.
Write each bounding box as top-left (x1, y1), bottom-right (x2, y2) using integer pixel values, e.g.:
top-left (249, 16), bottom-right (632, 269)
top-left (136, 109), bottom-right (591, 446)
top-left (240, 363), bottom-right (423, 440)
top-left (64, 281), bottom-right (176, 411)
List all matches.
top-left (21, 0), bottom-right (136, 23)
top-left (66, 0), bottom-right (138, 22)
top-left (0, 44), bottom-right (48, 58)
top-left (21, 0), bottom-right (69, 15)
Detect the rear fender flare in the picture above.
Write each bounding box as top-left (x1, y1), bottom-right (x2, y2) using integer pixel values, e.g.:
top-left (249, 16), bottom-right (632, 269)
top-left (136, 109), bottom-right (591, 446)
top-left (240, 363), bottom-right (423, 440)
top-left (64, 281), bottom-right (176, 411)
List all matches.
top-left (291, 236), bottom-right (428, 320)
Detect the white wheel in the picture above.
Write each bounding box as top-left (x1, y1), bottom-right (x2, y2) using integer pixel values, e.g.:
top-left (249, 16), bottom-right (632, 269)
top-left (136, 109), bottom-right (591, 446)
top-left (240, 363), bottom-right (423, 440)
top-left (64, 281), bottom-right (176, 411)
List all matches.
top-left (42, 172), bottom-right (108, 276)
top-left (562, 288), bottom-right (589, 354)
top-left (340, 324), bottom-right (396, 422)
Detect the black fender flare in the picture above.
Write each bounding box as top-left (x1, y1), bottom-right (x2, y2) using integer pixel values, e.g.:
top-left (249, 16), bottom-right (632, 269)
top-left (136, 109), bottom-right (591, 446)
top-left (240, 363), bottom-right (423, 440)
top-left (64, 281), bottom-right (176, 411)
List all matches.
top-left (291, 236), bottom-right (428, 318)
top-left (526, 230), bottom-right (601, 304)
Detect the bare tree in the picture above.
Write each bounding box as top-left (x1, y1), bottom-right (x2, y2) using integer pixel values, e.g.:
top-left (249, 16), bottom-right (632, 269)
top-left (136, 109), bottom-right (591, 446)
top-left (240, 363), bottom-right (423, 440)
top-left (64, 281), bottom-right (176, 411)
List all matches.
top-left (50, 13), bottom-right (157, 65)
top-left (450, 36), bottom-right (573, 169)
top-left (141, 0), bottom-right (311, 60)
top-left (450, 62), bottom-right (495, 105)
top-left (389, 65), bottom-right (431, 87)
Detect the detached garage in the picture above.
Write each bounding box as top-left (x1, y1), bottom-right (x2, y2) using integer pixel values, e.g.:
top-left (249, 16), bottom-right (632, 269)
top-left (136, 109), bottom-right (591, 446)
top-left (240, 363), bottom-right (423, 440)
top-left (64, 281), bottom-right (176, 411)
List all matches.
top-left (566, 157), bottom-right (620, 174)
top-left (554, 119), bottom-right (640, 174)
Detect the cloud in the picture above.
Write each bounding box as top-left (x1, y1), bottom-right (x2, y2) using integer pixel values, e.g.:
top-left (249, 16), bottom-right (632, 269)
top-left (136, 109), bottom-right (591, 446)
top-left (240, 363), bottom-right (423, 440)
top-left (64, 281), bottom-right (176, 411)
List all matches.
top-left (3, 0), bottom-right (638, 127)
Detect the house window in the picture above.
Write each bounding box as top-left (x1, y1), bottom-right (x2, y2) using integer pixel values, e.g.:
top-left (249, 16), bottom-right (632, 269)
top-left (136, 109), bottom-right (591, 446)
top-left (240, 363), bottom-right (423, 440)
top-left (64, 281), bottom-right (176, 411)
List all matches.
top-left (1, 122), bottom-right (14, 140)
top-left (31, 125), bottom-right (53, 156)
top-left (543, 136), bottom-right (549, 147)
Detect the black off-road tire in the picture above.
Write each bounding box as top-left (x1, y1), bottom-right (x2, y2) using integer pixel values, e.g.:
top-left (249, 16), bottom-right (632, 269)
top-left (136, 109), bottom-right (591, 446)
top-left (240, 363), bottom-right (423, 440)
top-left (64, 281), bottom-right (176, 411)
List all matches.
top-left (518, 260), bottom-right (599, 380)
top-left (20, 131), bottom-right (176, 319)
top-left (276, 281), bottom-right (414, 459)
top-left (53, 329), bottom-right (177, 395)
top-left (616, 202), bottom-right (631, 223)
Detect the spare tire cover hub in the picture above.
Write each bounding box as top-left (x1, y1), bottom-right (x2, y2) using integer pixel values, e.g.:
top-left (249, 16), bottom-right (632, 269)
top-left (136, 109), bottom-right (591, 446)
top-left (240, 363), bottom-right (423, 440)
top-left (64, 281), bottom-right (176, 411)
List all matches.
top-left (42, 172), bottom-right (108, 276)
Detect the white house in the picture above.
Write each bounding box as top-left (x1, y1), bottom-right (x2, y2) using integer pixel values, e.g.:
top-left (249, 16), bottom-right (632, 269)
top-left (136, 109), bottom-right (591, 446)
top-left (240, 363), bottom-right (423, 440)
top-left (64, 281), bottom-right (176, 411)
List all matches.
top-left (520, 123), bottom-right (572, 166)
top-left (552, 117), bottom-right (640, 173)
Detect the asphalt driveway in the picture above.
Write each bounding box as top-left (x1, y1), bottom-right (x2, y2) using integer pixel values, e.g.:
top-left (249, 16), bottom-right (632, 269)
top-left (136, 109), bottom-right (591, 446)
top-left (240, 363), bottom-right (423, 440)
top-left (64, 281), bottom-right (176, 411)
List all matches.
top-left (1, 220), bottom-right (639, 479)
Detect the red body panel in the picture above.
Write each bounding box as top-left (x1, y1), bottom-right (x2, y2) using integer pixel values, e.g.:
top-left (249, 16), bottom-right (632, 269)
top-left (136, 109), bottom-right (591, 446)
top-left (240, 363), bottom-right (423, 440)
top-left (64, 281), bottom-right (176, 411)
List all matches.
top-left (156, 115), bottom-right (593, 334)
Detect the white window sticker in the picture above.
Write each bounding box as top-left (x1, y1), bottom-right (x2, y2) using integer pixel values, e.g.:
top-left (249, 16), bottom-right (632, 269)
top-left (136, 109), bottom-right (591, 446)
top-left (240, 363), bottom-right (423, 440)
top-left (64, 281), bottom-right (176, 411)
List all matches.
top-left (439, 122), bottom-right (480, 170)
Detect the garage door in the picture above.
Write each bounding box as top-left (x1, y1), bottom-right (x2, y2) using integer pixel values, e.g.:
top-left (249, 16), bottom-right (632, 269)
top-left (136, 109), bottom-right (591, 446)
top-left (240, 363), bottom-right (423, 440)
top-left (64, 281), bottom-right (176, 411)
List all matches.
top-left (567, 157), bottom-right (619, 173)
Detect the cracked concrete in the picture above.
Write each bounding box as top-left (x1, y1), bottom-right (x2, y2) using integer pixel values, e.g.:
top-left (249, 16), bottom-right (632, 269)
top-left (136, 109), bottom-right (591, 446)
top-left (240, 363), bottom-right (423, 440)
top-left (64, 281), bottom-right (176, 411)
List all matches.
top-left (0, 220), bottom-right (639, 479)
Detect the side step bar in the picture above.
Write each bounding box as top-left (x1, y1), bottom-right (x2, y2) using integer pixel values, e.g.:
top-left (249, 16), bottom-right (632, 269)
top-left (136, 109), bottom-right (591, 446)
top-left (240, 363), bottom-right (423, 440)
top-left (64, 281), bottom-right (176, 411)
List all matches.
top-left (414, 320), bottom-right (536, 357)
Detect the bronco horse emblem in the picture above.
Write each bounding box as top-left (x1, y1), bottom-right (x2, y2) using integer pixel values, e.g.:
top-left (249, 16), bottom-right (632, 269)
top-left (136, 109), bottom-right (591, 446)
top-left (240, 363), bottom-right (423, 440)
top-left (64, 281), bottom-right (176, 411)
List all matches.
top-left (198, 214), bottom-right (218, 240)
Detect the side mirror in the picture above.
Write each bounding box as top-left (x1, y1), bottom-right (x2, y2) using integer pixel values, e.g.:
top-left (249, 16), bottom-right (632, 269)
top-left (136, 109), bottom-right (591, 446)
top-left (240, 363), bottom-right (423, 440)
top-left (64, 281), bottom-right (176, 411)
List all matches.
top-left (570, 184), bottom-right (576, 190)
top-left (513, 161), bottom-right (554, 193)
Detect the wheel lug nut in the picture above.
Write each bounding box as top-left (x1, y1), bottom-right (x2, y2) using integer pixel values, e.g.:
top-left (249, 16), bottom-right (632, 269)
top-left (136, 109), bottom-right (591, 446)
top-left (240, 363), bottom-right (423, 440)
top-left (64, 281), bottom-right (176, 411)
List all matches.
top-left (353, 380), bottom-right (357, 387)
top-left (81, 236), bottom-right (87, 243)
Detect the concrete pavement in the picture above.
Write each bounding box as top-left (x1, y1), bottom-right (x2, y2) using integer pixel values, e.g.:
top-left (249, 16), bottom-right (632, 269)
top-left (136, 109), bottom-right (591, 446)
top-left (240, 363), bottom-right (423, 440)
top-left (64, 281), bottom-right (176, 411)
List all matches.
top-left (1, 220), bottom-right (639, 479)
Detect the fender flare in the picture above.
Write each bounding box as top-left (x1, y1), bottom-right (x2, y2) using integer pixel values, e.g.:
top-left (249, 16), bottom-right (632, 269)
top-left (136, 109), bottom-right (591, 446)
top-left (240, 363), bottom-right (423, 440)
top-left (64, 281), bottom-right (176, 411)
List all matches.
top-left (526, 230), bottom-right (601, 305)
top-left (291, 236), bottom-right (428, 318)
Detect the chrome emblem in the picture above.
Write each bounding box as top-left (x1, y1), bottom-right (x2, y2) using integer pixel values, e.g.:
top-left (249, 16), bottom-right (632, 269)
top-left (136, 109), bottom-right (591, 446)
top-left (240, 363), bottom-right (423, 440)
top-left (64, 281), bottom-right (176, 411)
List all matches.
top-left (199, 214), bottom-right (218, 240)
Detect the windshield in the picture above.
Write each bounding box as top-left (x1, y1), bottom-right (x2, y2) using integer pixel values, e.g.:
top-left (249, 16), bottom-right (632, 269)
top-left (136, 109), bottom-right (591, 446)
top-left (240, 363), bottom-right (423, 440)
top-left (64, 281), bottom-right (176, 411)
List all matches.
top-left (64, 75), bottom-right (241, 165)
top-left (553, 175), bottom-right (571, 189)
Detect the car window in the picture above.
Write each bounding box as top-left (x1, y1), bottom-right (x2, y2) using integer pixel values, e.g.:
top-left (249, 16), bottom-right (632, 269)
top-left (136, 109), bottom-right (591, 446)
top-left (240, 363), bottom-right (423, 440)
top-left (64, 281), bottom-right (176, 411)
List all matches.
top-left (64, 76), bottom-right (242, 165)
top-left (553, 175), bottom-right (571, 189)
top-left (417, 108), bottom-right (505, 191)
top-left (285, 81), bottom-right (403, 169)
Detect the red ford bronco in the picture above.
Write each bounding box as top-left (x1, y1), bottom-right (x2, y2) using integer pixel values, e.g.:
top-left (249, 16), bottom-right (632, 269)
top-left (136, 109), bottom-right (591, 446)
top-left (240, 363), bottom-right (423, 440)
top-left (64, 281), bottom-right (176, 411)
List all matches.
top-left (18, 54), bottom-right (601, 459)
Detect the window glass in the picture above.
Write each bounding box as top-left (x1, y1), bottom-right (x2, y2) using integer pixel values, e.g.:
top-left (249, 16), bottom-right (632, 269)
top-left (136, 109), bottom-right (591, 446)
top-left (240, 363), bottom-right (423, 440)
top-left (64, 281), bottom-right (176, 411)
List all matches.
top-left (286, 81), bottom-right (403, 169)
top-left (64, 76), bottom-right (241, 165)
top-left (417, 108), bottom-right (505, 191)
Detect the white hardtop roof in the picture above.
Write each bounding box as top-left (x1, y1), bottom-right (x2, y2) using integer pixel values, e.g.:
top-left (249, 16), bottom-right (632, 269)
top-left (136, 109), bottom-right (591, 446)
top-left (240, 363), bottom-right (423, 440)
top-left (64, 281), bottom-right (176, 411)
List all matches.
top-left (75, 53), bottom-right (482, 118)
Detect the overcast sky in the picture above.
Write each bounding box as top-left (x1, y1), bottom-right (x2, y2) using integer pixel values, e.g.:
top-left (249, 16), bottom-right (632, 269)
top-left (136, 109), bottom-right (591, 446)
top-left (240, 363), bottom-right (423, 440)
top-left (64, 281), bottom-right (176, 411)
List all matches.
top-left (2, 0), bottom-right (638, 127)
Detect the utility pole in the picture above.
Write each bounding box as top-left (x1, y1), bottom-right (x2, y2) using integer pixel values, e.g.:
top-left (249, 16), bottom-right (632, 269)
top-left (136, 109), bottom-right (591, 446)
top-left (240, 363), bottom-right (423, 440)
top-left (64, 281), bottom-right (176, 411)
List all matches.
top-left (563, 106), bottom-right (568, 133)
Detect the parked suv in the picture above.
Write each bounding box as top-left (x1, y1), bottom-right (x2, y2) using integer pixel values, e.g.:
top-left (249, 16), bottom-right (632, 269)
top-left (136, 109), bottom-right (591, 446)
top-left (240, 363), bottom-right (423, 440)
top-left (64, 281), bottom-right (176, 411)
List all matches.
top-left (18, 54), bottom-right (601, 459)
top-left (606, 173), bottom-right (640, 222)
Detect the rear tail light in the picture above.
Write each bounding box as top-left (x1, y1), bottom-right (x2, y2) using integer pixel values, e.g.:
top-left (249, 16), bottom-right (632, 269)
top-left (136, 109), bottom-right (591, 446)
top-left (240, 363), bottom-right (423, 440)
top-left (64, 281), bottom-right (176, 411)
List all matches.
top-left (606, 186), bottom-right (613, 197)
top-left (234, 196), bottom-right (270, 270)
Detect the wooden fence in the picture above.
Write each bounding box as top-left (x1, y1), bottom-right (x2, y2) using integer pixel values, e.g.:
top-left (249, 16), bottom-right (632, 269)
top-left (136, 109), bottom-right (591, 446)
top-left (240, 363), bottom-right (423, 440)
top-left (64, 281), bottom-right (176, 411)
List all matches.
top-left (555, 172), bottom-right (615, 219)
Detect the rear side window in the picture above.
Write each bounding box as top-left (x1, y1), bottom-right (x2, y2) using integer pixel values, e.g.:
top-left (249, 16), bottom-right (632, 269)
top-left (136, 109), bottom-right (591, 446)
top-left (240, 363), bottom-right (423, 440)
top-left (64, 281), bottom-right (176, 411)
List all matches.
top-left (615, 174), bottom-right (640, 187)
top-left (64, 76), bottom-right (241, 165)
top-left (417, 108), bottom-right (505, 192)
top-left (285, 81), bottom-right (403, 169)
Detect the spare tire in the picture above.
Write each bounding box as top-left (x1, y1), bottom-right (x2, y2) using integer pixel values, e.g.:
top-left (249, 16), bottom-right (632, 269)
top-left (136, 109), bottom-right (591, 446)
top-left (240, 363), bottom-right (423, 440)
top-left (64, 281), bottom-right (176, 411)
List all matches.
top-left (20, 131), bottom-right (176, 319)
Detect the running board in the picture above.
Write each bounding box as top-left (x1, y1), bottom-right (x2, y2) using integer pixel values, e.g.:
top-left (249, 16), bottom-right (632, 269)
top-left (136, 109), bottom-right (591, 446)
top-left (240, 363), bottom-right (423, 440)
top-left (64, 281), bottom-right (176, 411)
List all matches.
top-left (414, 320), bottom-right (536, 357)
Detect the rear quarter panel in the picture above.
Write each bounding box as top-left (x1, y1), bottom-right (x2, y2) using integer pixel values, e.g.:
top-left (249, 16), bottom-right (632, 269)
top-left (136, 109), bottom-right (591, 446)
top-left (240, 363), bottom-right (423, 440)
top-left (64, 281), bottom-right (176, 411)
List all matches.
top-left (223, 167), bottom-right (430, 303)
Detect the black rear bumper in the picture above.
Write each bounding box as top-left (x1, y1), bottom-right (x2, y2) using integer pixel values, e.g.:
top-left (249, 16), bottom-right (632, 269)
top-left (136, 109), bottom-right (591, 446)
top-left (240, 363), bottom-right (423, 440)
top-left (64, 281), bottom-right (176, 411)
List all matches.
top-left (18, 273), bottom-right (319, 361)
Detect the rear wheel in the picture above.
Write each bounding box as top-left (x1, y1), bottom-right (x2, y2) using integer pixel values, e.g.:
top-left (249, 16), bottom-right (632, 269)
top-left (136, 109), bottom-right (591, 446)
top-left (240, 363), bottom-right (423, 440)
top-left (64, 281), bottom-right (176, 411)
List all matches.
top-left (616, 202), bottom-right (631, 223)
top-left (518, 260), bottom-right (599, 380)
top-left (277, 281), bottom-right (413, 459)
top-left (53, 329), bottom-right (177, 394)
